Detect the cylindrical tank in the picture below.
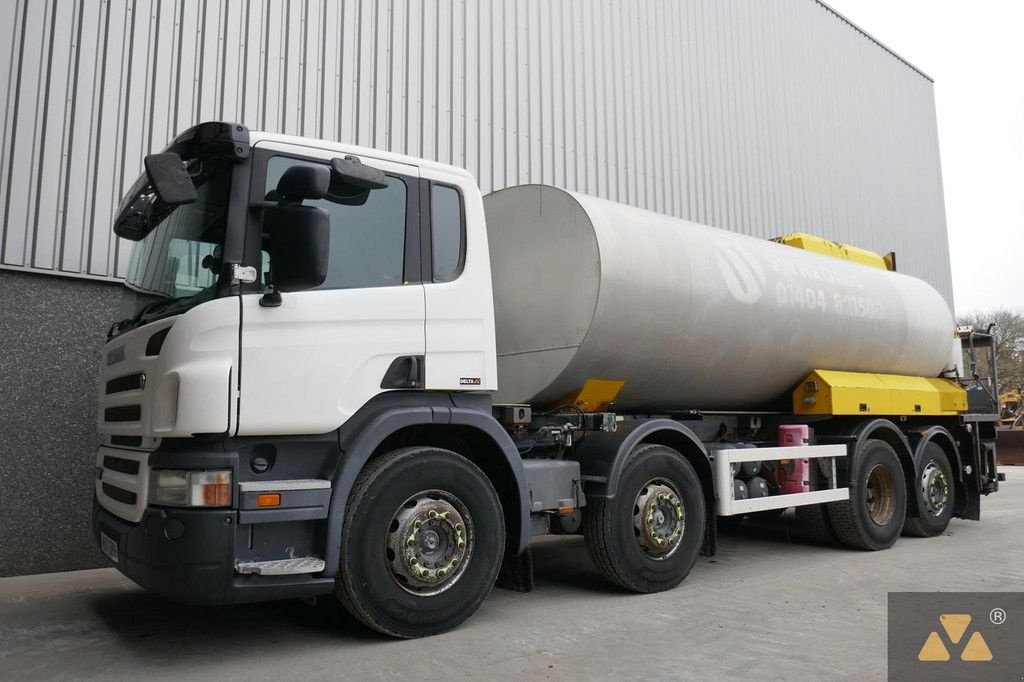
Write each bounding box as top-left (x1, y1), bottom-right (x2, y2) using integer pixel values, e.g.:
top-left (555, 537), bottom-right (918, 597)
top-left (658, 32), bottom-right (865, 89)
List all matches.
top-left (484, 185), bottom-right (954, 411)
top-left (746, 477), bottom-right (771, 499)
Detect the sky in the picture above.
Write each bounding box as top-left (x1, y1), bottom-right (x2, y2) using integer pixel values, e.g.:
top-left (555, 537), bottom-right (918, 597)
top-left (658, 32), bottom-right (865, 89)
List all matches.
top-left (825, 0), bottom-right (1024, 315)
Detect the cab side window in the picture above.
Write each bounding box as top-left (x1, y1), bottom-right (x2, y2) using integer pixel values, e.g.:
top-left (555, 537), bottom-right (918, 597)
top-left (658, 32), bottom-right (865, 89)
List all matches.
top-left (430, 184), bottom-right (465, 282)
top-left (264, 156), bottom-right (409, 289)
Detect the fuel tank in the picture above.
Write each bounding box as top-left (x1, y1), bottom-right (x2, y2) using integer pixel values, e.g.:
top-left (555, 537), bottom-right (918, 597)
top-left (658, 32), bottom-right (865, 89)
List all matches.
top-left (484, 185), bottom-right (954, 411)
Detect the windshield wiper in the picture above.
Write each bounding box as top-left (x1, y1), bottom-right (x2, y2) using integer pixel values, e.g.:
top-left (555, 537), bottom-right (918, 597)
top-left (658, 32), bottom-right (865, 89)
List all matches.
top-left (108, 295), bottom-right (193, 339)
top-left (135, 295), bottom-right (194, 323)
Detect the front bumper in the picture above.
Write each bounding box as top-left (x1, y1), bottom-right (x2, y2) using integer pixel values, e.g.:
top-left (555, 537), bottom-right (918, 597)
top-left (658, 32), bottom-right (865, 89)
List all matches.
top-left (92, 500), bottom-right (334, 605)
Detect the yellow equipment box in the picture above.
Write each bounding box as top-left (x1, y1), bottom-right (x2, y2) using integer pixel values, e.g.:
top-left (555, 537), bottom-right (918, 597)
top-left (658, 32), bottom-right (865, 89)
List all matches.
top-left (794, 369), bottom-right (967, 416)
top-left (773, 232), bottom-right (894, 271)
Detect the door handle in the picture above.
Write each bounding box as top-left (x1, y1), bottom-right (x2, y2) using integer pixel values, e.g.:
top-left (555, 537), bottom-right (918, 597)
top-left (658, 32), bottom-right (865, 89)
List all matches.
top-left (380, 355), bottom-right (425, 389)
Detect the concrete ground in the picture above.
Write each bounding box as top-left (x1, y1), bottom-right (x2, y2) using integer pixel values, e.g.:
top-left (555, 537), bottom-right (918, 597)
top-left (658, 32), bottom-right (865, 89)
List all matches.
top-left (2, 468), bottom-right (1021, 681)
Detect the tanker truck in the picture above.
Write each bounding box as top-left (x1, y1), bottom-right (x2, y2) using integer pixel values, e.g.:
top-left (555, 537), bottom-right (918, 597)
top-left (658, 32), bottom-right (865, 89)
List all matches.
top-left (92, 123), bottom-right (1002, 638)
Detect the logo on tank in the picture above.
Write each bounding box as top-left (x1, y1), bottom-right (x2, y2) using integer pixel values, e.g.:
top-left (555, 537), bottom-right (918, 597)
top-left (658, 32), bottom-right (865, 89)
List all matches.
top-left (715, 243), bottom-right (766, 305)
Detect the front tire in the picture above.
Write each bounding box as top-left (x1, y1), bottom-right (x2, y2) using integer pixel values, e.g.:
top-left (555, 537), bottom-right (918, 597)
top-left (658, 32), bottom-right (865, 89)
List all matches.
top-left (583, 444), bottom-right (706, 592)
top-left (828, 439), bottom-right (907, 550)
top-left (903, 443), bottom-right (955, 537)
top-left (335, 447), bottom-right (505, 638)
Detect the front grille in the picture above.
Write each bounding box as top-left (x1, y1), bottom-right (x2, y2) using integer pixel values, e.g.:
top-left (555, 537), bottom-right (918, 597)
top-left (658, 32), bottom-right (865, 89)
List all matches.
top-left (95, 447), bottom-right (150, 523)
top-left (97, 319), bottom-right (178, 516)
top-left (106, 373), bottom-right (144, 394)
top-left (102, 482), bottom-right (138, 505)
top-left (99, 318), bottom-right (176, 442)
top-left (146, 327), bottom-right (170, 356)
top-left (105, 405), bottom-right (141, 422)
top-left (103, 455), bottom-right (140, 475)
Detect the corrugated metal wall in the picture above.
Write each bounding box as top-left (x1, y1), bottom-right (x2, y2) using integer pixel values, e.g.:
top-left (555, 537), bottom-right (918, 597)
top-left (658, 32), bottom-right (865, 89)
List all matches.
top-left (0, 0), bottom-right (953, 302)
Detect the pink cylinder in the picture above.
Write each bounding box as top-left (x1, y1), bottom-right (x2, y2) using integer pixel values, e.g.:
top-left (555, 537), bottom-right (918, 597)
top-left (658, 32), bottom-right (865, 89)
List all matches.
top-left (777, 425), bottom-right (812, 493)
top-left (778, 424), bottom-right (810, 446)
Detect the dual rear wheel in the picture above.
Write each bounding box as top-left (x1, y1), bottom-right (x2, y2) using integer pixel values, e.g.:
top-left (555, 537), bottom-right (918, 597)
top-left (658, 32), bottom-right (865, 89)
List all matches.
top-left (800, 438), bottom-right (956, 549)
top-left (827, 439), bottom-right (908, 550)
top-left (903, 443), bottom-right (955, 538)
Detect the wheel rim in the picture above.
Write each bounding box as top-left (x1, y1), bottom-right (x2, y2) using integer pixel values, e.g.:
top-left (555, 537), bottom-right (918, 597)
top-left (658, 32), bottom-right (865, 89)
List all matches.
top-left (864, 463), bottom-right (896, 526)
top-left (919, 461), bottom-right (950, 516)
top-left (633, 479), bottom-right (685, 559)
top-left (386, 490), bottom-right (473, 596)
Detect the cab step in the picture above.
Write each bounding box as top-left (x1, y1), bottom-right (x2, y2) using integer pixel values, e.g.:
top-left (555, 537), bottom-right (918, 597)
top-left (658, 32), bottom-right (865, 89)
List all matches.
top-left (235, 557), bottom-right (326, 576)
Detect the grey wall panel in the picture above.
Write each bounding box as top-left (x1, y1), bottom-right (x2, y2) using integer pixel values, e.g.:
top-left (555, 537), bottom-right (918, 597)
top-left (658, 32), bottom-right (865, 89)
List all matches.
top-left (0, 0), bottom-right (953, 303)
top-left (0, 269), bottom-right (121, 577)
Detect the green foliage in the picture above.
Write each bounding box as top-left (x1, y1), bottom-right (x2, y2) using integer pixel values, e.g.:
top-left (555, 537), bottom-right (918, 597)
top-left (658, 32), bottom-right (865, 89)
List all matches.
top-left (957, 309), bottom-right (1024, 392)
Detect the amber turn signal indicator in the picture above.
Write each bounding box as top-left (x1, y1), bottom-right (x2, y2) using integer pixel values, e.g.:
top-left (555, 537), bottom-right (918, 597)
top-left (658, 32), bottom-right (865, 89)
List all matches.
top-left (202, 482), bottom-right (230, 507)
top-left (257, 493), bottom-right (281, 507)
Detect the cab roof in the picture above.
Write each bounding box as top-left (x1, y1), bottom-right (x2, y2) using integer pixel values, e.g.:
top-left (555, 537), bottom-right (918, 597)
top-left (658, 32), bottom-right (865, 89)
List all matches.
top-left (249, 130), bottom-right (476, 182)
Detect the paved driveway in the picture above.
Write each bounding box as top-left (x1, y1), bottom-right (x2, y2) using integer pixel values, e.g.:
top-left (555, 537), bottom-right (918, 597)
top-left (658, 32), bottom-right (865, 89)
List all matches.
top-left (2, 468), bottom-right (1021, 680)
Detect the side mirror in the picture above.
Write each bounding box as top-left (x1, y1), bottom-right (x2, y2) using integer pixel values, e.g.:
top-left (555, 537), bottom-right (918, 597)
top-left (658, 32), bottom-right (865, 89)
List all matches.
top-left (144, 153), bottom-right (197, 205)
top-left (331, 156), bottom-right (387, 190)
top-left (263, 203), bottom-right (330, 292)
top-left (113, 195), bottom-right (157, 241)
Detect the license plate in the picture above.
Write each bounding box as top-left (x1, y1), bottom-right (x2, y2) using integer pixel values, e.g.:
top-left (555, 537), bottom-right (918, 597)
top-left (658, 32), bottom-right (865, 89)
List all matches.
top-left (100, 531), bottom-right (119, 564)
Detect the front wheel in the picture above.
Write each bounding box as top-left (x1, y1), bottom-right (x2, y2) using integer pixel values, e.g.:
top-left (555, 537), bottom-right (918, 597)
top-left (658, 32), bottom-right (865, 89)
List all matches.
top-left (335, 447), bottom-right (505, 638)
top-left (903, 443), bottom-right (955, 537)
top-left (583, 444), bottom-right (706, 592)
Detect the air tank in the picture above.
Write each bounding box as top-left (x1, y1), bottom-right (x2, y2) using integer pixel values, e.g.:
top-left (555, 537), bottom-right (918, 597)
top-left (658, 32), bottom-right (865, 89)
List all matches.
top-left (484, 185), bottom-right (955, 411)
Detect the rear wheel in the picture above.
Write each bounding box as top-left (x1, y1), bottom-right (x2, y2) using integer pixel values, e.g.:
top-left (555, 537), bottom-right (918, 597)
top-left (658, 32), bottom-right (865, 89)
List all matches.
top-left (796, 503), bottom-right (837, 545)
top-left (828, 439), bottom-right (906, 550)
top-left (583, 444), bottom-right (706, 592)
top-left (335, 447), bottom-right (505, 638)
top-left (903, 443), bottom-right (955, 537)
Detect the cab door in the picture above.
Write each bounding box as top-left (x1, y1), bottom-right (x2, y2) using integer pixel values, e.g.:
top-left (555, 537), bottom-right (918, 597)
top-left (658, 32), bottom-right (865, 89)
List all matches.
top-left (420, 174), bottom-right (498, 392)
top-left (236, 141), bottom-right (424, 436)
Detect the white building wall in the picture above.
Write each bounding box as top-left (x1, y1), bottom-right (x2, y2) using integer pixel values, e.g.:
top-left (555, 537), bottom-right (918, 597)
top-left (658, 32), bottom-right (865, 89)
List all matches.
top-left (0, 0), bottom-right (953, 302)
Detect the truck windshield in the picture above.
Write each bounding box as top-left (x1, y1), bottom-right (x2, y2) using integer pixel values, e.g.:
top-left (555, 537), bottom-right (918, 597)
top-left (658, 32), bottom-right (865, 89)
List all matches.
top-left (112, 159), bottom-right (232, 334)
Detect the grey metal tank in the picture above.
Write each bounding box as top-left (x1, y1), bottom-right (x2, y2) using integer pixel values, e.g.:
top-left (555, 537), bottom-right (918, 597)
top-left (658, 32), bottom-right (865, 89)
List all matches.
top-left (484, 185), bottom-right (955, 411)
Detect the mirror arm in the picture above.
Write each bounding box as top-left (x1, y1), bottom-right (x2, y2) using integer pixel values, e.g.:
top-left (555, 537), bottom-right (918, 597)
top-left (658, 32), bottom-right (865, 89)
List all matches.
top-left (259, 285), bottom-right (283, 308)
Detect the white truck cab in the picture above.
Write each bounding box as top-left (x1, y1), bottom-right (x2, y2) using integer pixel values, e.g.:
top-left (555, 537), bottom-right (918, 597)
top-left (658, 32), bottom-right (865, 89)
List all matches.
top-left (99, 125), bottom-right (496, 440)
top-left (95, 124), bottom-right (532, 636)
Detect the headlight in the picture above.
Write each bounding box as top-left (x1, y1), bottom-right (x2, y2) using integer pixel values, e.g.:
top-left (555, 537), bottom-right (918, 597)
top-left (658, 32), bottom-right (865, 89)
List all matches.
top-left (150, 469), bottom-right (231, 507)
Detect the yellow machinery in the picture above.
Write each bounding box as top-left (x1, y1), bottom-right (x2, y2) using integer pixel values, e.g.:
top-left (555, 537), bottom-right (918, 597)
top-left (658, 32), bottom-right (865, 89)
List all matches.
top-left (794, 369), bottom-right (967, 417)
top-left (1000, 390), bottom-right (1023, 428)
top-left (773, 232), bottom-right (896, 271)
top-left (998, 391), bottom-right (1024, 464)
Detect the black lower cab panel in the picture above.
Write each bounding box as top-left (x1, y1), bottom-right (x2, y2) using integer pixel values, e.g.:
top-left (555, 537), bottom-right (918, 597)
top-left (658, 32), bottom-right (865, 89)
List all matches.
top-left (92, 501), bottom-right (334, 605)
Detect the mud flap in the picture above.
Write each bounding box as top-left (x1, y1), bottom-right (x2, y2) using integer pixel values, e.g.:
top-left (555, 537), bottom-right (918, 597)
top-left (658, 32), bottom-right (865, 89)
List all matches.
top-left (701, 508), bottom-right (718, 556)
top-left (495, 547), bottom-right (534, 593)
